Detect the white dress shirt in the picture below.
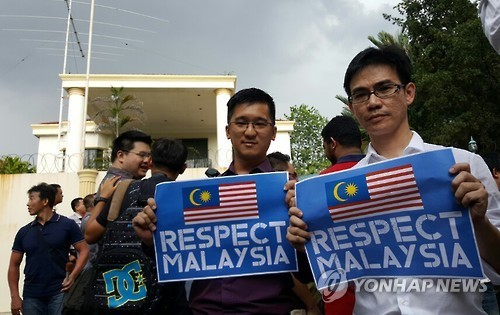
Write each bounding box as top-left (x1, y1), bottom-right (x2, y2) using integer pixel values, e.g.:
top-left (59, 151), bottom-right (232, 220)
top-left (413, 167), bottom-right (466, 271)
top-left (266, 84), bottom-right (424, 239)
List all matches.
top-left (352, 132), bottom-right (500, 315)
top-left (479, 0), bottom-right (500, 54)
top-left (69, 212), bottom-right (83, 228)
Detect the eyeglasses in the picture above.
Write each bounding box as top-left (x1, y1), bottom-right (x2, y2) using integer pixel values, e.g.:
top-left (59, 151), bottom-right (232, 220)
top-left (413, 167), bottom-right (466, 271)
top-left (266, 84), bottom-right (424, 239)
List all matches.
top-left (229, 120), bottom-right (274, 131)
top-left (349, 83), bottom-right (405, 105)
top-left (124, 151), bottom-right (152, 159)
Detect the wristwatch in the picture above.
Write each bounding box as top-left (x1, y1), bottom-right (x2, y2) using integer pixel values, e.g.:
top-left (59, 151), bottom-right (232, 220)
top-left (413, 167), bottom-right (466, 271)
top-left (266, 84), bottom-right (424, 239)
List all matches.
top-left (94, 196), bottom-right (110, 205)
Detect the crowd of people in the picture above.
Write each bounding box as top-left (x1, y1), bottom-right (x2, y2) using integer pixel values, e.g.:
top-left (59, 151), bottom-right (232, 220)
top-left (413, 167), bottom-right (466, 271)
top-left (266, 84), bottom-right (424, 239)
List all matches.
top-left (6, 26), bottom-right (500, 315)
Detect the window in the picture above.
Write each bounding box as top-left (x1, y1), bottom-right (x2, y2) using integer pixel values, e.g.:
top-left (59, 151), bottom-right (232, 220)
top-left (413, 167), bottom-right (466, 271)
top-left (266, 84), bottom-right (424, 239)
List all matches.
top-left (182, 138), bottom-right (211, 168)
top-left (84, 149), bottom-right (106, 170)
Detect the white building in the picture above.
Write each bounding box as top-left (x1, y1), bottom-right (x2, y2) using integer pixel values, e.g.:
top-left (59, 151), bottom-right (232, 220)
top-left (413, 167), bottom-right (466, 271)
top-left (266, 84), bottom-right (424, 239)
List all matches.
top-left (32, 74), bottom-right (294, 187)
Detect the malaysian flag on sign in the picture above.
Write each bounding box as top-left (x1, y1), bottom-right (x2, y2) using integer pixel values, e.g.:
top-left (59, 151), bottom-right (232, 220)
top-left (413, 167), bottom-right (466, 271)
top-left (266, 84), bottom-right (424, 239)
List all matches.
top-left (325, 164), bottom-right (423, 222)
top-left (182, 181), bottom-right (259, 225)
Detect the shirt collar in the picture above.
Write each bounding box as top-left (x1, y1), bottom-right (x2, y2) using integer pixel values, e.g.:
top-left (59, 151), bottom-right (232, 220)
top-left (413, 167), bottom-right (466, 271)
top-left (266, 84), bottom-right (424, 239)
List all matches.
top-left (364, 131), bottom-right (425, 163)
top-left (336, 154), bottom-right (366, 164)
top-left (30, 213), bottom-right (60, 226)
top-left (223, 158), bottom-right (274, 176)
top-left (107, 166), bottom-right (134, 179)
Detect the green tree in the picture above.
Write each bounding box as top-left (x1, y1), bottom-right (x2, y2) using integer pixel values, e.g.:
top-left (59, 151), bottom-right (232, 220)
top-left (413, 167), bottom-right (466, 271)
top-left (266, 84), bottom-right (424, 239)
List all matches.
top-left (384, 0), bottom-right (500, 152)
top-left (0, 156), bottom-right (36, 174)
top-left (368, 30), bottom-right (411, 56)
top-left (90, 87), bottom-right (147, 138)
top-left (285, 104), bottom-right (329, 175)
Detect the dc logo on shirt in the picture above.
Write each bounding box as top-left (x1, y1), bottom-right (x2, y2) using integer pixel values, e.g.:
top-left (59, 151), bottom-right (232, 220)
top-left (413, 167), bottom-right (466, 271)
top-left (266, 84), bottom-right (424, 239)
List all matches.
top-left (102, 260), bottom-right (147, 308)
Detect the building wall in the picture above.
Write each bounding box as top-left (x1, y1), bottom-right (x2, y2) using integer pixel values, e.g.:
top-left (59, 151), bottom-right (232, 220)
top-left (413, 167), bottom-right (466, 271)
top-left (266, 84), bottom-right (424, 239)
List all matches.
top-left (0, 173), bottom-right (81, 313)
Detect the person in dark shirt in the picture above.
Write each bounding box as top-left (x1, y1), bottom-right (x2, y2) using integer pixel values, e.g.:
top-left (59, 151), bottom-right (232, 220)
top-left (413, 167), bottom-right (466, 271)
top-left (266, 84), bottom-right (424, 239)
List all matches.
top-left (133, 88), bottom-right (312, 315)
top-left (87, 138), bottom-right (191, 314)
top-left (320, 115), bottom-right (365, 175)
top-left (86, 130), bottom-right (152, 244)
top-left (8, 183), bottom-right (89, 315)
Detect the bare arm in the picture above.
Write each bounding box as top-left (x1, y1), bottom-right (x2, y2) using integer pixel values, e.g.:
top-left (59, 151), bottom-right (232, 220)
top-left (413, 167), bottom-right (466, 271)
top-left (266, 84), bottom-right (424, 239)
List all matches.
top-left (61, 240), bottom-right (89, 292)
top-left (291, 274), bottom-right (321, 315)
top-left (85, 176), bottom-right (119, 244)
top-left (8, 251), bottom-right (23, 315)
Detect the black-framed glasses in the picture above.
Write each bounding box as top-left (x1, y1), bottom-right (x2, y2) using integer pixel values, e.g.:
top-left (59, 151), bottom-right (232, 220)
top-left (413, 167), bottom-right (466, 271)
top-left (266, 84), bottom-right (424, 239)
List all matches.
top-left (229, 120), bottom-right (274, 131)
top-left (124, 151), bottom-right (152, 159)
top-left (349, 83), bottom-right (405, 105)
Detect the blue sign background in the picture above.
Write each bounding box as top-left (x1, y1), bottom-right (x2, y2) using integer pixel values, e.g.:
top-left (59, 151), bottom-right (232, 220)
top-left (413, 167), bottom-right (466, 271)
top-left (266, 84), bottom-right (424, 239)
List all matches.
top-left (153, 172), bottom-right (298, 282)
top-left (296, 149), bottom-right (483, 289)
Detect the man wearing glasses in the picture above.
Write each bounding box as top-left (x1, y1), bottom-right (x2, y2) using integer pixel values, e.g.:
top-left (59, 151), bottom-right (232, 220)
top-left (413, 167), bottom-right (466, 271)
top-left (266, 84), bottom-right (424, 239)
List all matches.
top-left (85, 130), bottom-right (152, 243)
top-left (133, 88), bottom-right (314, 314)
top-left (61, 131), bottom-right (152, 314)
top-left (286, 45), bottom-right (500, 314)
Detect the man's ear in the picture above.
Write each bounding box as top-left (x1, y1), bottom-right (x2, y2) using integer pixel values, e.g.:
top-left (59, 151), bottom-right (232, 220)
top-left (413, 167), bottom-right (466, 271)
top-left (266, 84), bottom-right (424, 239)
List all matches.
top-left (405, 82), bottom-right (416, 107)
top-left (493, 167), bottom-right (500, 179)
top-left (226, 125), bottom-right (230, 139)
top-left (116, 150), bottom-right (126, 164)
top-left (271, 125), bottom-right (277, 141)
top-left (328, 137), bottom-right (337, 150)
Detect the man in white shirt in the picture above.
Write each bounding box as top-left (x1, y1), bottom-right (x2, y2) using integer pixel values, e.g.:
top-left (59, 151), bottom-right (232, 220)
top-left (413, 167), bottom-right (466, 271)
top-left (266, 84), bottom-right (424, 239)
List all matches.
top-left (286, 45), bottom-right (500, 314)
top-left (479, 0), bottom-right (500, 54)
top-left (69, 197), bottom-right (86, 228)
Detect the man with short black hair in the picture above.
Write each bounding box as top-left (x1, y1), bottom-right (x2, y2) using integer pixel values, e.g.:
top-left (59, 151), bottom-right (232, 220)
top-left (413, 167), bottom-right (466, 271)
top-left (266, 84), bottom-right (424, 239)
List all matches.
top-left (320, 115), bottom-right (365, 175)
top-left (8, 183), bottom-right (89, 315)
top-left (267, 151), bottom-right (298, 181)
top-left (50, 183), bottom-right (64, 211)
top-left (87, 138), bottom-right (190, 314)
top-left (133, 88), bottom-right (311, 314)
top-left (287, 45), bottom-right (500, 314)
top-left (87, 130), bottom-right (152, 242)
top-left (69, 198), bottom-right (86, 228)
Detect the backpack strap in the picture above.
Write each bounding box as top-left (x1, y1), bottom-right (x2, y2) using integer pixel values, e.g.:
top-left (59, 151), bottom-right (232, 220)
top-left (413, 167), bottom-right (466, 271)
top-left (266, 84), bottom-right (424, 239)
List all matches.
top-left (107, 179), bottom-right (134, 221)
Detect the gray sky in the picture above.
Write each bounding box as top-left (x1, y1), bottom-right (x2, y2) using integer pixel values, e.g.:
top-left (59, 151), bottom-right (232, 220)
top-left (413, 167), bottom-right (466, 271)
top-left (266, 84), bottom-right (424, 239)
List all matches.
top-left (0, 0), bottom-right (400, 156)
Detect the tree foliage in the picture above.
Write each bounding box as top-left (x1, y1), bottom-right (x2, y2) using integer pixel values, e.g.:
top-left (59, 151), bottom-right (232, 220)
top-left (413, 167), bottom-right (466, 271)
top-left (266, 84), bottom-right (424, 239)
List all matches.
top-left (0, 156), bottom-right (36, 174)
top-left (384, 0), bottom-right (500, 152)
top-left (90, 87), bottom-right (147, 138)
top-left (368, 30), bottom-right (411, 57)
top-left (285, 104), bottom-right (329, 175)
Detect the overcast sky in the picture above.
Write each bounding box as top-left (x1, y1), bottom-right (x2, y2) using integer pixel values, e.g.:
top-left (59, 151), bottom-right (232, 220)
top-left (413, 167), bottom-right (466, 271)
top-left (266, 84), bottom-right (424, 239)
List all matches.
top-left (0, 0), bottom-right (401, 156)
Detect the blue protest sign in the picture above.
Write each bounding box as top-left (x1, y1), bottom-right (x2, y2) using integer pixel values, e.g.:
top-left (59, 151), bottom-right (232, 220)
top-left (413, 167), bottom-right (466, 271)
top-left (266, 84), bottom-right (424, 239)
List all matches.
top-left (296, 149), bottom-right (483, 290)
top-left (153, 172), bottom-right (298, 282)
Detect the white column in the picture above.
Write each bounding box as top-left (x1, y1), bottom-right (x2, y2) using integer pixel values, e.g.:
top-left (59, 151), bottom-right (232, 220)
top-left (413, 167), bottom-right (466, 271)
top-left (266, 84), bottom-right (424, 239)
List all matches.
top-left (214, 88), bottom-right (233, 168)
top-left (65, 87), bottom-right (85, 172)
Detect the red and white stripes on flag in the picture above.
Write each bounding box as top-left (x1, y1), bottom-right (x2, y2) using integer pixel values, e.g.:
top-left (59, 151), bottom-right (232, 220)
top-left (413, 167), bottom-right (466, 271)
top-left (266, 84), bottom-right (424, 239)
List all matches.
top-left (184, 181), bottom-right (259, 225)
top-left (329, 164), bottom-right (424, 222)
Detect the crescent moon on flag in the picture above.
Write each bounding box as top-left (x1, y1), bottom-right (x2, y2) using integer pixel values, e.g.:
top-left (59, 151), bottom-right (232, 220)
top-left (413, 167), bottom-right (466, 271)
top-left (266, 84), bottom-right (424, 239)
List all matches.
top-left (333, 182), bottom-right (347, 202)
top-left (189, 188), bottom-right (201, 206)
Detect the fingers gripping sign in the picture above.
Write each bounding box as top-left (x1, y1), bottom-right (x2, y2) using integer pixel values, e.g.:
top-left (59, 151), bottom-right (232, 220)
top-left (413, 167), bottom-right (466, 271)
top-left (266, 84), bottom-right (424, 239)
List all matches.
top-left (449, 163), bottom-right (488, 223)
top-left (132, 198), bottom-right (158, 247)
